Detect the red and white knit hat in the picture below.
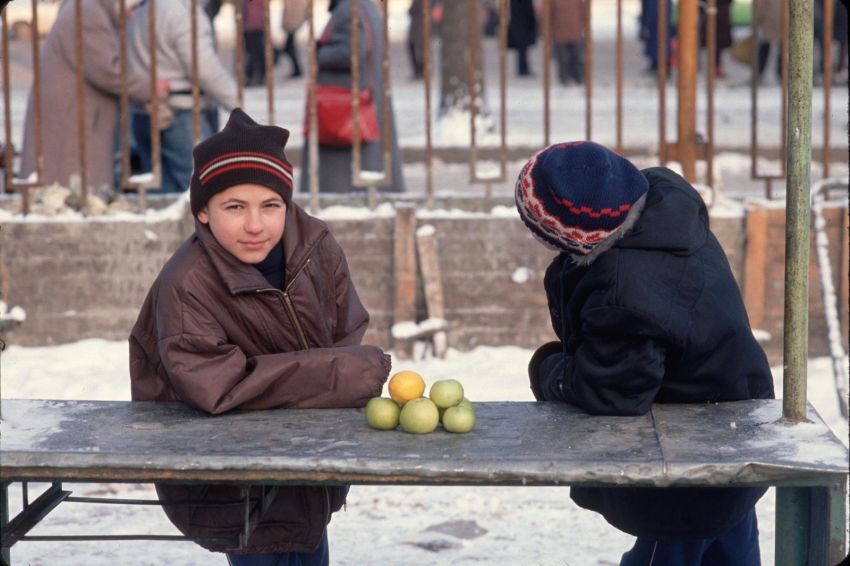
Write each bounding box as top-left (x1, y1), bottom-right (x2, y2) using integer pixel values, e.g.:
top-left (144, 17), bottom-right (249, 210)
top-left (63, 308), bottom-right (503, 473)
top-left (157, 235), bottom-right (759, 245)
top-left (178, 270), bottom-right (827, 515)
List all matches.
top-left (190, 108), bottom-right (294, 216)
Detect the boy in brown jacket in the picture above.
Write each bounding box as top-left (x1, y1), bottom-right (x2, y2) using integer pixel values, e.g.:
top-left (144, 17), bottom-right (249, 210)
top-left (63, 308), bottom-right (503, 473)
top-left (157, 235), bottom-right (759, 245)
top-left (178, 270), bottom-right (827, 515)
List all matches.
top-left (129, 108), bottom-right (390, 565)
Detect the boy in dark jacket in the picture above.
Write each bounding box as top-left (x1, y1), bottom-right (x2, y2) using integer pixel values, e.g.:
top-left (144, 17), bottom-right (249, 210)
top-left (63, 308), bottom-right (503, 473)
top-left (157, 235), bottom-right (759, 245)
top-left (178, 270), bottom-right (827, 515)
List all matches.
top-left (516, 142), bottom-right (774, 565)
top-left (129, 108), bottom-right (390, 565)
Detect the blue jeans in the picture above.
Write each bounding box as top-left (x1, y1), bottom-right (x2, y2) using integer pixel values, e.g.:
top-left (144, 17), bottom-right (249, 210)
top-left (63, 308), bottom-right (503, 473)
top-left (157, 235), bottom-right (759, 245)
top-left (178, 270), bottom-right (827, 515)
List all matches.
top-left (620, 507), bottom-right (761, 566)
top-left (226, 532), bottom-right (329, 566)
top-left (131, 108), bottom-right (214, 193)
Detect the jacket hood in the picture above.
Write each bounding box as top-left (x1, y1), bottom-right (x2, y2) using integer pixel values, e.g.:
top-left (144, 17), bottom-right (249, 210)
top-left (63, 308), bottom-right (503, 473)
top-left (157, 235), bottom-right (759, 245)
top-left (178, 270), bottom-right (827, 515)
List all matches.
top-left (195, 202), bottom-right (329, 294)
top-left (615, 167), bottom-right (708, 256)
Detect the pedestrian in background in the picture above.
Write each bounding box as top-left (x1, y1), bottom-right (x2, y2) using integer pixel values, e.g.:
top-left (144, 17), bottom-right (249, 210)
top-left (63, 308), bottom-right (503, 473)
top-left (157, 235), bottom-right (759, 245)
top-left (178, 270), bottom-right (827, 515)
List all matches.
top-left (550, 0), bottom-right (586, 85)
top-left (127, 0), bottom-right (238, 194)
top-left (407, 0), bottom-right (425, 79)
top-left (279, 0), bottom-right (307, 78)
top-left (242, 0), bottom-right (266, 87)
top-left (755, 0), bottom-right (783, 83)
top-left (19, 0), bottom-right (167, 195)
top-left (300, 0), bottom-right (405, 194)
top-left (508, 0), bottom-right (538, 77)
top-left (639, 0), bottom-right (674, 74)
top-left (699, 0), bottom-right (732, 78)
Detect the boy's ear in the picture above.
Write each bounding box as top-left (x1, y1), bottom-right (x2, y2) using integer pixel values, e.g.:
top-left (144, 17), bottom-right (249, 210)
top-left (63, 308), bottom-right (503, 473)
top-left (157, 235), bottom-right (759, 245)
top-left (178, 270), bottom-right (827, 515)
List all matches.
top-left (197, 208), bottom-right (210, 224)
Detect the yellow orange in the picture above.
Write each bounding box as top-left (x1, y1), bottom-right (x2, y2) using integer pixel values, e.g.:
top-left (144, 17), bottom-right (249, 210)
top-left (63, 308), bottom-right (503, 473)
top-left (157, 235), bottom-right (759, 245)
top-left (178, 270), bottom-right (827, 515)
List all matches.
top-left (388, 370), bottom-right (426, 405)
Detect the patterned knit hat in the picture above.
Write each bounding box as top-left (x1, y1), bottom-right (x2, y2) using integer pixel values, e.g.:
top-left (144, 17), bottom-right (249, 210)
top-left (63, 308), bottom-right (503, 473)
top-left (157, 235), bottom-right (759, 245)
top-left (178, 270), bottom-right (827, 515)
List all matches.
top-left (190, 108), bottom-right (294, 216)
top-left (515, 141), bottom-right (649, 255)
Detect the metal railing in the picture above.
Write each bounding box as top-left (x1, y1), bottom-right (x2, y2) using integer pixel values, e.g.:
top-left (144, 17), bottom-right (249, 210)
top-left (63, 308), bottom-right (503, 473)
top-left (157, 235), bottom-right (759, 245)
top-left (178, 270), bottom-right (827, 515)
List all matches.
top-left (1, 0), bottom-right (846, 215)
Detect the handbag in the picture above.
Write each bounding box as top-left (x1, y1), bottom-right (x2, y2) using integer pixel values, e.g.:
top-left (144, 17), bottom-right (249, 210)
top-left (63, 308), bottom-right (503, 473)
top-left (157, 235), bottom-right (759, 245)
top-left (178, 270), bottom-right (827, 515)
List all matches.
top-left (309, 85), bottom-right (380, 147)
top-left (305, 7), bottom-right (380, 147)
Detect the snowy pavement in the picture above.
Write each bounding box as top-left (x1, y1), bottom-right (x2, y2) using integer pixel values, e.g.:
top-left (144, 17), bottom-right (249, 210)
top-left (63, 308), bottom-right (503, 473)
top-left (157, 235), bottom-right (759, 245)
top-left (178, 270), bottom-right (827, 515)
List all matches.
top-left (1, 340), bottom-right (847, 565)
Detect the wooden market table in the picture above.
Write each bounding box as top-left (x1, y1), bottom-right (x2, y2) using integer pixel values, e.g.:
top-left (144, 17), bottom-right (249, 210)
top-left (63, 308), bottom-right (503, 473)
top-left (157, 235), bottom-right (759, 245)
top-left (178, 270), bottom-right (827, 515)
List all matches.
top-left (1, 398), bottom-right (847, 563)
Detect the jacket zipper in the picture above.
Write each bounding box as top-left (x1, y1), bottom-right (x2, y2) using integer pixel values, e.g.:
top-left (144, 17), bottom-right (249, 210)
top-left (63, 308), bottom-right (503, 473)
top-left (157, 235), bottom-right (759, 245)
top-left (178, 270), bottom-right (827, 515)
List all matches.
top-left (258, 258), bottom-right (312, 350)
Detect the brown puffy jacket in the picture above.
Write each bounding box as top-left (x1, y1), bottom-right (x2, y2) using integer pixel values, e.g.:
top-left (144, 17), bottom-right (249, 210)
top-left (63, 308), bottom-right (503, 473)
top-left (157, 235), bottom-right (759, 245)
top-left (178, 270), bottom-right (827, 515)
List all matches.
top-left (129, 203), bottom-right (390, 554)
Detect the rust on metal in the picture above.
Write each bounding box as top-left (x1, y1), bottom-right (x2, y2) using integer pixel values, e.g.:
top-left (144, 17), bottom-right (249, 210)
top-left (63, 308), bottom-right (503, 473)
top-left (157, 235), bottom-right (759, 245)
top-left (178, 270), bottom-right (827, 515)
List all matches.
top-left (263, 0), bottom-right (275, 124)
top-left (584, 0), bottom-right (592, 141)
top-left (74, 0), bottom-right (89, 211)
top-left (676, 0), bottom-right (698, 181)
top-left (191, 0), bottom-right (201, 144)
top-left (615, 0), bottom-right (623, 152)
top-left (422, 0), bottom-right (434, 207)
top-left (234, 0), bottom-right (245, 108)
top-left (657, 0), bottom-right (668, 165)
top-left (542, 0), bottom-right (551, 146)
top-left (706, 0), bottom-right (716, 187)
top-left (306, 0), bottom-right (319, 212)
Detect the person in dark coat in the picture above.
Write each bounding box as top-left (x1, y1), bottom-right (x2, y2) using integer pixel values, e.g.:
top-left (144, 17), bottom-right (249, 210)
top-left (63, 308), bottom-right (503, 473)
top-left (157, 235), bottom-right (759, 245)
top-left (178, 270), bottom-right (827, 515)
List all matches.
top-left (130, 108), bottom-right (390, 564)
top-left (300, 0), bottom-right (404, 194)
top-left (699, 0), bottom-right (732, 77)
top-left (639, 0), bottom-right (674, 73)
top-left (508, 0), bottom-right (538, 76)
top-left (516, 142), bottom-right (774, 566)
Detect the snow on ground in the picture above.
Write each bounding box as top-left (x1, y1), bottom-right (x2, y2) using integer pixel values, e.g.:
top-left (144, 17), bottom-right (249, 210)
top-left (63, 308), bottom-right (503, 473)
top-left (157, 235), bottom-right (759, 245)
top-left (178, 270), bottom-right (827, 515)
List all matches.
top-left (1, 339), bottom-right (847, 565)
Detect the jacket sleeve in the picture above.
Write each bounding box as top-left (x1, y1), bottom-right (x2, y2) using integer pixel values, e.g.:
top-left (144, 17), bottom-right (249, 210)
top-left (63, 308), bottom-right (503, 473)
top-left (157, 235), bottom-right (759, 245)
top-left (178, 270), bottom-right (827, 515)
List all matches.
top-left (157, 288), bottom-right (387, 415)
top-left (82, 7), bottom-right (151, 103)
top-left (170, 3), bottom-right (238, 110)
top-left (542, 306), bottom-right (667, 416)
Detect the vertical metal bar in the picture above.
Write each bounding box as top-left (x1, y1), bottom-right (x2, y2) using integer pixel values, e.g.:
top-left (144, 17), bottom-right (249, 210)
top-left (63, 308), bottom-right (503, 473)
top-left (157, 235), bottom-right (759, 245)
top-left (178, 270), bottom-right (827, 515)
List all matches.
top-left (423, 0), bottom-right (434, 207)
top-left (191, 0), bottom-right (201, 144)
top-left (264, 0), bottom-right (275, 124)
top-left (658, 0), bottom-right (668, 165)
top-left (74, 0), bottom-right (89, 209)
top-left (542, 0), bottom-right (551, 146)
top-left (1, 481), bottom-right (9, 565)
top-left (822, 0), bottom-right (833, 177)
top-left (307, 0), bottom-right (319, 212)
top-left (827, 478), bottom-right (848, 563)
top-left (30, 0), bottom-right (43, 190)
top-left (145, 0), bottom-right (161, 212)
top-left (499, 0), bottom-right (507, 183)
top-left (750, 1), bottom-right (759, 183)
top-left (235, 0), bottom-right (245, 108)
top-left (584, 0), bottom-right (592, 141)
top-left (21, 483), bottom-right (27, 508)
top-left (467, 0), bottom-right (478, 184)
top-left (1, 9), bottom-right (17, 210)
top-left (781, 0), bottom-right (813, 423)
top-left (378, 0), bottom-right (392, 191)
top-left (350, 0), bottom-right (364, 186)
top-left (677, 0), bottom-right (698, 181)
top-left (119, 0), bottom-right (132, 191)
top-left (706, 0), bottom-right (716, 187)
top-left (615, 0), bottom-right (623, 152)
top-left (775, 487), bottom-right (811, 565)
top-left (780, 0), bottom-right (789, 178)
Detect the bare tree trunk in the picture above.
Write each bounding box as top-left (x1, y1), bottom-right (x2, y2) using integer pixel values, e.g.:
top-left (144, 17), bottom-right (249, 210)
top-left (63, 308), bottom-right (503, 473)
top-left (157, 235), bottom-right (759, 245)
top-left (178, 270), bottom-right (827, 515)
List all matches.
top-left (439, 0), bottom-right (488, 116)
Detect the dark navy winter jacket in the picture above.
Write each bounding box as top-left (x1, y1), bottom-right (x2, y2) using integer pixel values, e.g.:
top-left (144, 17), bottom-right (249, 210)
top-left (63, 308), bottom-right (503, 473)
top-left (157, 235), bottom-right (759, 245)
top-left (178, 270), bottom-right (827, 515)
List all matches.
top-left (537, 167), bottom-right (775, 541)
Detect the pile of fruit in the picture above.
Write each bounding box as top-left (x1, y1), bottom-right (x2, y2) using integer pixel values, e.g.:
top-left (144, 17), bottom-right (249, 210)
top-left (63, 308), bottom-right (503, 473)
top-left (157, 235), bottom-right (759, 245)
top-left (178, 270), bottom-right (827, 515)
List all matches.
top-left (364, 370), bottom-right (476, 434)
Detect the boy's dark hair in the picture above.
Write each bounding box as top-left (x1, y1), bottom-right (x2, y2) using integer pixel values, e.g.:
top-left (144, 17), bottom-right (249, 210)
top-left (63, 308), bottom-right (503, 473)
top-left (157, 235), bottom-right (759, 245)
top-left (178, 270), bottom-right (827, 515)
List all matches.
top-left (190, 108), bottom-right (294, 216)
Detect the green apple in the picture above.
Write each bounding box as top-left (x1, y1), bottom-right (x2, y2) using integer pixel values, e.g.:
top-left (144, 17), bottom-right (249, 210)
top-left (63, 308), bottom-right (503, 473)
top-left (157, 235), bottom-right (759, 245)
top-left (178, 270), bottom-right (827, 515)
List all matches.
top-left (442, 405), bottom-right (476, 433)
top-left (399, 397), bottom-right (440, 434)
top-left (429, 379), bottom-right (464, 409)
top-left (364, 397), bottom-right (401, 430)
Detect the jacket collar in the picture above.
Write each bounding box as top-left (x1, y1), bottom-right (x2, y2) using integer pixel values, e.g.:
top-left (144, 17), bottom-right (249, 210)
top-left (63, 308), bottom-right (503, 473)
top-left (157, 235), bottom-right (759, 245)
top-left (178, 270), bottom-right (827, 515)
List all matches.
top-left (195, 203), bottom-right (329, 295)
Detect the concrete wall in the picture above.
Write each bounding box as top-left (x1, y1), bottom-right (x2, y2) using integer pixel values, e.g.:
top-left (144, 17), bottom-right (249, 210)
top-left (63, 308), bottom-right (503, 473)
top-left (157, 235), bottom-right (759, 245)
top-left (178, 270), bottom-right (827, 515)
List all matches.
top-left (1, 204), bottom-right (846, 367)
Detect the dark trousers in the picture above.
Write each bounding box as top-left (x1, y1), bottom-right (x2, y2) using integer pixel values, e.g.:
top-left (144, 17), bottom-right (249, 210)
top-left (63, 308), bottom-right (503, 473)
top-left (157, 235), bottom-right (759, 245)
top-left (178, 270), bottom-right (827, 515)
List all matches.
top-left (282, 32), bottom-right (302, 77)
top-left (227, 531), bottom-right (329, 566)
top-left (244, 30), bottom-right (266, 85)
top-left (757, 42), bottom-right (782, 80)
top-left (620, 507), bottom-right (761, 566)
top-left (516, 46), bottom-right (532, 76)
top-left (555, 41), bottom-right (584, 84)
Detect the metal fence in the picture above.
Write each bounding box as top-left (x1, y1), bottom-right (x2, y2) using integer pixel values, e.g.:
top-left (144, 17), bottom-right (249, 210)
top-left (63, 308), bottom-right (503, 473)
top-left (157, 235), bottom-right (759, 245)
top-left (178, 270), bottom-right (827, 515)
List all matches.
top-left (0, 0), bottom-right (845, 214)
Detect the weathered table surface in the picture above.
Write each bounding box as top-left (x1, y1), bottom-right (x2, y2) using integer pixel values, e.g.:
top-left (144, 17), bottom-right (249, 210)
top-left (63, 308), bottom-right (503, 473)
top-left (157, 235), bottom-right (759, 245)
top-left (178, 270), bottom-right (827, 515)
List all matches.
top-left (0, 398), bottom-right (847, 487)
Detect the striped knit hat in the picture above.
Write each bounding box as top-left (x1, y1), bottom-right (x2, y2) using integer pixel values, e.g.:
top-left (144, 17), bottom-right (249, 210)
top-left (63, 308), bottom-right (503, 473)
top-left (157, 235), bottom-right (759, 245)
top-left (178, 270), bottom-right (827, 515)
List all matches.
top-left (515, 141), bottom-right (649, 255)
top-left (190, 108), bottom-right (294, 216)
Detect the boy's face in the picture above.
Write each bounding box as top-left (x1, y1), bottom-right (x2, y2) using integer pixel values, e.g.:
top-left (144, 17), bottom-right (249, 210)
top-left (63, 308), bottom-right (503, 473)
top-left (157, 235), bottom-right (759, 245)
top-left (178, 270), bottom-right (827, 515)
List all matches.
top-left (197, 183), bottom-right (287, 264)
